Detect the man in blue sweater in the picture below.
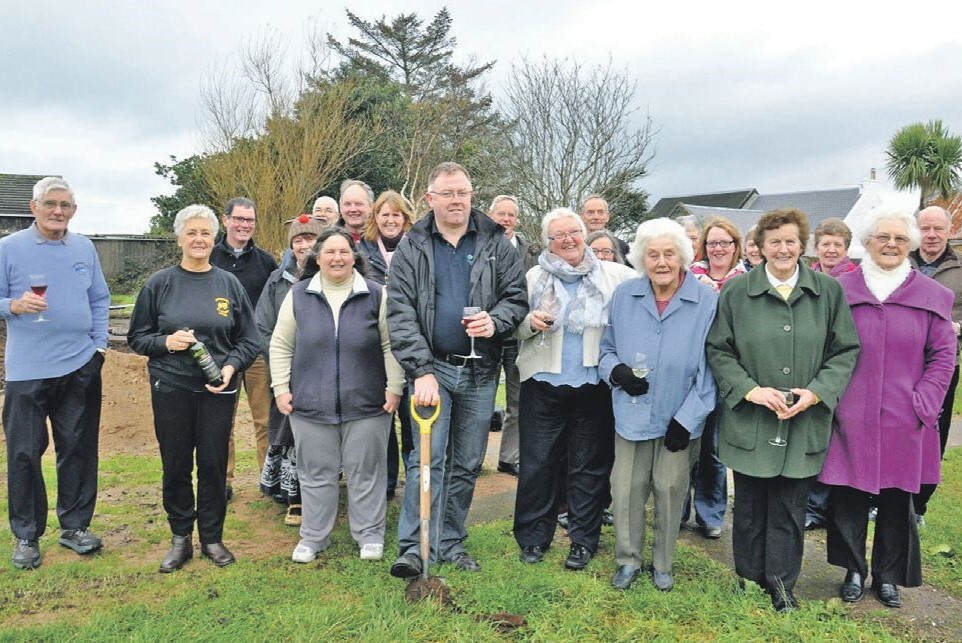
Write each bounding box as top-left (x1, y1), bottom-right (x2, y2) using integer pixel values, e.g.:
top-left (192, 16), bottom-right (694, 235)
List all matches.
top-left (0, 177), bottom-right (110, 569)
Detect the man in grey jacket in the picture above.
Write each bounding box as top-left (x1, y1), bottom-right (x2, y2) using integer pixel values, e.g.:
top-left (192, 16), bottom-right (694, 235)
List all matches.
top-left (387, 162), bottom-right (528, 578)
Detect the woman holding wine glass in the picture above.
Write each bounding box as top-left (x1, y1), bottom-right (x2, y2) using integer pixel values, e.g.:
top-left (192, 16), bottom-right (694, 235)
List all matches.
top-left (128, 204), bottom-right (260, 572)
top-left (512, 207), bottom-right (634, 570)
top-left (705, 207), bottom-right (860, 612)
top-left (818, 208), bottom-right (955, 609)
top-left (599, 218), bottom-right (718, 591)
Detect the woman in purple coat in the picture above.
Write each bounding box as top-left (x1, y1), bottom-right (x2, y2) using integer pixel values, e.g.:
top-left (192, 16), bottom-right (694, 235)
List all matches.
top-left (819, 207), bottom-right (956, 609)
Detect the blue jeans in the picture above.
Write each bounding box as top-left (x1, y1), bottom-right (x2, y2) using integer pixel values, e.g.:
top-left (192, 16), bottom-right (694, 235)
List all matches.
top-left (682, 409), bottom-right (727, 529)
top-left (396, 359), bottom-right (498, 563)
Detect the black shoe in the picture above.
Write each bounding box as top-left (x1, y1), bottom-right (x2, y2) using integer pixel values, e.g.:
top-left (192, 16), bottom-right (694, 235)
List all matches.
top-left (804, 518), bottom-right (824, 531)
top-left (390, 552), bottom-right (422, 579)
top-left (840, 570), bottom-right (864, 602)
top-left (489, 409), bottom-right (504, 432)
top-left (770, 587), bottom-right (798, 613)
top-left (59, 529), bottom-right (103, 554)
top-left (602, 509), bottom-right (615, 526)
top-left (873, 582), bottom-right (901, 608)
top-left (497, 461), bottom-right (520, 477)
top-left (564, 544), bottom-right (592, 570)
top-left (700, 525), bottom-right (722, 539)
top-left (225, 486), bottom-right (234, 503)
top-left (200, 542), bottom-right (236, 567)
top-left (449, 551), bottom-right (481, 572)
top-left (12, 539), bottom-right (41, 570)
top-left (652, 569), bottom-right (674, 591)
top-left (557, 512), bottom-right (569, 530)
top-left (520, 545), bottom-right (545, 564)
top-left (611, 565), bottom-right (639, 589)
top-left (159, 535), bottom-right (193, 573)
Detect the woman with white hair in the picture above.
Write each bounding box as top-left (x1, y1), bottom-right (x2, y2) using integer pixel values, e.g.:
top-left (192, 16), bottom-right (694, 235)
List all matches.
top-left (819, 207), bottom-right (956, 609)
top-left (599, 218), bottom-right (718, 591)
top-left (128, 204), bottom-right (260, 571)
top-left (513, 208), bottom-right (634, 570)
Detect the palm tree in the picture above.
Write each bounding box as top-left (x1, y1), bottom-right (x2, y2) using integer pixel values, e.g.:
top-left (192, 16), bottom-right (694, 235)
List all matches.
top-left (885, 120), bottom-right (962, 208)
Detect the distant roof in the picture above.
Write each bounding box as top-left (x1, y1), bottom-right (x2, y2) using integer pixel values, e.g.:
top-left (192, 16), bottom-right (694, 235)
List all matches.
top-left (747, 187), bottom-right (861, 231)
top-left (648, 189), bottom-right (757, 219)
top-left (0, 174), bottom-right (53, 217)
top-left (680, 205), bottom-right (762, 237)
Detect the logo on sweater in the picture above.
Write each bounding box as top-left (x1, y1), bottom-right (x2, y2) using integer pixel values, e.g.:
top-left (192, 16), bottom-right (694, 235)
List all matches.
top-left (215, 297), bottom-right (230, 317)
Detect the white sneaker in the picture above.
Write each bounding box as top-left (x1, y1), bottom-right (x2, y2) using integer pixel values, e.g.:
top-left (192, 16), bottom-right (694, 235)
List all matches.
top-left (359, 543), bottom-right (384, 560)
top-left (292, 543), bottom-right (318, 563)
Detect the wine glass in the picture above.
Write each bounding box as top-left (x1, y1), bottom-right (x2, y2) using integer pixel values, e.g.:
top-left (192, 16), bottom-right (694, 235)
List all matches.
top-left (28, 274), bottom-right (49, 323)
top-left (536, 312), bottom-right (555, 348)
top-left (462, 306), bottom-right (482, 359)
top-left (630, 352), bottom-right (649, 405)
top-left (769, 388), bottom-right (795, 447)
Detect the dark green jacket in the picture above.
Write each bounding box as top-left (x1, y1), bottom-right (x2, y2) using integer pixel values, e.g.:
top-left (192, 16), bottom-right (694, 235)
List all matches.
top-left (706, 263), bottom-right (860, 478)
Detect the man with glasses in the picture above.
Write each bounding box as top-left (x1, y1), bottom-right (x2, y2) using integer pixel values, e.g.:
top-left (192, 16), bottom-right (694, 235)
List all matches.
top-left (0, 177), bottom-right (110, 568)
top-left (387, 163), bottom-right (528, 578)
top-left (337, 180), bottom-right (373, 243)
top-left (581, 195), bottom-right (632, 267)
top-left (311, 196), bottom-right (339, 227)
top-left (211, 197), bottom-right (278, 501)
top-left (910, 205), bottom-right (962, 524)
top-left (486, 195), bottom-right (539, 476)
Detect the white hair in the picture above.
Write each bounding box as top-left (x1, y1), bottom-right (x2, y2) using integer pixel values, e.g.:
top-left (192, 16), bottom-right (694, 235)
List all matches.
top-left (855, 206), bottom-right (920, 251)
top-left (629, 218), bottom-right (695, 271)
top-left (32, 177), bottom-right (74, 202)
top-left (173, 204), bottom-right (219, 236)
top-left (541, 207), bottom-right (587, 245)
top-left (488, 194), bottom-right (518, 213)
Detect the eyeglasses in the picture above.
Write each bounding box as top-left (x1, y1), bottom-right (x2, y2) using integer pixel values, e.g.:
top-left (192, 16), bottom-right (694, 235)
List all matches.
top-left (429, 190), bottom-right (474, 200)
top-left (705, 240), bottom-right (734, 249)
top-left (592, 248), bottom-right (615, 257)
top-left (548, 230), bottom-right (583, 242)
top-left (871, 234), bottom-right (910, 246)
top-left (40, 200), bottom-right (75, 211)
top-left (231, 216), bottom-right (256, 225)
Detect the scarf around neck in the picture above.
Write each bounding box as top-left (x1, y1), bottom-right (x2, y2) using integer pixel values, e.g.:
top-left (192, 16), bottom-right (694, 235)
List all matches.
top-left (860, 254), bottom-right (911, 302)
top-left (530, 250), bottom-right (607, 333)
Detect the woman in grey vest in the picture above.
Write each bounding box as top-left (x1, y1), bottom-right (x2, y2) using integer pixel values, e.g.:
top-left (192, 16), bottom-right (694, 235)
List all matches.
top-left (269, 228), bottom-right (405, 563)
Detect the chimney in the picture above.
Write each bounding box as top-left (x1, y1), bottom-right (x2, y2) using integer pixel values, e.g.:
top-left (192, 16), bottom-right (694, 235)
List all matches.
top-left (869, 167), bottom-right (877, 181)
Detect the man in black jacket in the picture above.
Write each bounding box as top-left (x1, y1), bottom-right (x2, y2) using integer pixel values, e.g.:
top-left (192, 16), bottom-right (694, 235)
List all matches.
top-left (210, 197), bottom-right (278, 500)
top-left (387, 163), bottom-right (528, 578)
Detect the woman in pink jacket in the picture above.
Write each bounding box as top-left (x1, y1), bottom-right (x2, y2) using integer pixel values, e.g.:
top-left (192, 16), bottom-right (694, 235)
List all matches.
top-left (819, 207), bottom-right (956, 609)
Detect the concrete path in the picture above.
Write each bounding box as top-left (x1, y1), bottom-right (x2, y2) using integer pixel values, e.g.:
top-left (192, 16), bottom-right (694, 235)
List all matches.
top-left (467, 419), bottom-right (962, 639)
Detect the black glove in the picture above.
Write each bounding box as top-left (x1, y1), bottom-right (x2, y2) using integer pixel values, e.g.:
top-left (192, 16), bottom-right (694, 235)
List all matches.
top-left (664, 419), bottom-right (691, 452)
top-left (610, 363), bottom-right (649, 396)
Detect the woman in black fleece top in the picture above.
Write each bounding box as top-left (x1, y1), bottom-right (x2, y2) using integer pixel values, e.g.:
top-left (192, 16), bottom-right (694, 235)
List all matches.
top-left (128, 205), bottom-right (259, 572)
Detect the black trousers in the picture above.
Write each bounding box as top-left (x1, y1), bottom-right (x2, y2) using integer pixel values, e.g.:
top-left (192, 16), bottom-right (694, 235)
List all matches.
top-left (731, 471), bottom-right (812, 592)
top-left (3, 353), bottom-right (103, 540)
top-left (514, 380), bottom-right (613, 553)
top-left (914, 363), bottom-right (959, 516)
top-left (151, 380), bottom-right (236, 544)
top-left (827, 485), bottom-right (921, 587)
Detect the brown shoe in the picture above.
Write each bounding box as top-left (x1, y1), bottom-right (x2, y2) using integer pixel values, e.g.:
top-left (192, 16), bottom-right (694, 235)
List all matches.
top-left (159, 535), bottom-right (193, 573)
top-left (201, 542), bottom-right (236, 567)
top-left (285, 504), bottom-right (302, 527)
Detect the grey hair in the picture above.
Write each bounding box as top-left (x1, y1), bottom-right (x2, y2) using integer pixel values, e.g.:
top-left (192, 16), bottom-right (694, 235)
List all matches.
top-left (585, 230), bottom-right (626, 264)
top-left (224, 197), bottom-right (255, 216)
top-left (581, 193), bottom-right (609, 212)
top-left (541, 207), bottom-right (587, 246)
top-left (427, 162), bottom-right (471, 191)
top-left (174, 204), bottom-right (220, 236)
top-left (339, 179), bottom-right (374, 205)
top-left (629, 218), bottom-right (694, 271)
top-left (488, 194), bottom-right (519, 214)
top-left (32, 177), bottom-right (74, 202)
top-left (855, 206), bottom-right (921, 251)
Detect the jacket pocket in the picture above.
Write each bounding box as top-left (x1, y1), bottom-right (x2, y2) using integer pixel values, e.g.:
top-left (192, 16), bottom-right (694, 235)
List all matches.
top-left (721, 406), bottom-right (757, 451)
top-left (803, 405), bottom-right (832, 455)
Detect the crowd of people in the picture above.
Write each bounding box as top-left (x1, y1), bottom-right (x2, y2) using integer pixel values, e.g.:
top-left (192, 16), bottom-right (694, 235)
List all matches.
top-left (2, 170), bottom-right (959, 616)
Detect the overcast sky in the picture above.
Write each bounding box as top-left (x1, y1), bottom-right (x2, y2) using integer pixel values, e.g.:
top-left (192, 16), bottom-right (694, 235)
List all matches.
top-left (2, 1), bottom-right (960, 234)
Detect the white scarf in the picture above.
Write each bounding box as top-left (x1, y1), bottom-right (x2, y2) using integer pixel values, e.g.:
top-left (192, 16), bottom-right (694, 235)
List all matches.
top-left (860, 254), bottom-right (911, 302)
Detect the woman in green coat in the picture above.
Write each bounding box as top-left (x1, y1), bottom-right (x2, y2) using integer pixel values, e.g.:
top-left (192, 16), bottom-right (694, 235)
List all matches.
top-left (706, 208), bottom-right (859, 613)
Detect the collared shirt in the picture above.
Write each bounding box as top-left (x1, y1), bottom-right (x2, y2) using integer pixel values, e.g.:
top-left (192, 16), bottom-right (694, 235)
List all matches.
top-left (764, 263), bottom-right (799, 291)
top-left (430, 217), bottom-right (478, 356)
top-left (912, 246), bottom-right (952, 278)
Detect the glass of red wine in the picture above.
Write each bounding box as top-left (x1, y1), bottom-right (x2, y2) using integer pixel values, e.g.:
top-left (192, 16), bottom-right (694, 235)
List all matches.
top-left (28, 274), bottom-right (49, 323)
top-left (462, 306), bottom-right (482, 359)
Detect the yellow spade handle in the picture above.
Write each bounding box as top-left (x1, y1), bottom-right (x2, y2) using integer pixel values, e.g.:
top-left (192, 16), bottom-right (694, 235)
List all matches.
top-left (411, 398), bottom-right (441, 578)
top-left (411, 398), bottom-right (441, 434)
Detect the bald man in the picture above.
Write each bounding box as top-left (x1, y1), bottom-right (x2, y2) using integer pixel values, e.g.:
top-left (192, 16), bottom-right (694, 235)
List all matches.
top-left (581, 195), bottom-right (631, 267)
top-left (909, 205), bottom-right (962, 523)
top-left (312, 196), bottom-right (339, 227)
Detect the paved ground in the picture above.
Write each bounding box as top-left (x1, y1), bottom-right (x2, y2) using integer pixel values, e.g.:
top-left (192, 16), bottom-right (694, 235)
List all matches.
top-left (467, 419), bottom-right (962, 639)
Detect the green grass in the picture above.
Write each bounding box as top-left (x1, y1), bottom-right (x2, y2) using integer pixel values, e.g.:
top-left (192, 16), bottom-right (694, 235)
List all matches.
top-left (920, 448), bottom-right (962, 598)
top-left (0, 447), bottom-right (929, 641)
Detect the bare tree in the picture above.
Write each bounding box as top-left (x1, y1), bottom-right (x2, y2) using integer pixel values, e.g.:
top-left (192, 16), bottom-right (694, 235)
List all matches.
top-left (500, 57), bottom-right (655, 239)
top-left (198, 27), bottom-right (380, 253)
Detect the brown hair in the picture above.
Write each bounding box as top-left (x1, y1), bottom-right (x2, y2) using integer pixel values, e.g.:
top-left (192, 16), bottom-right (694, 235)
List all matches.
top-left (698, 217), bottom-right (744, 269)
top-left (753, 208), bottom-right (810, 249)
top-left (364, 190), bottom-right (415, 241)
top-left (813, 217), bottom-right (852, 249)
